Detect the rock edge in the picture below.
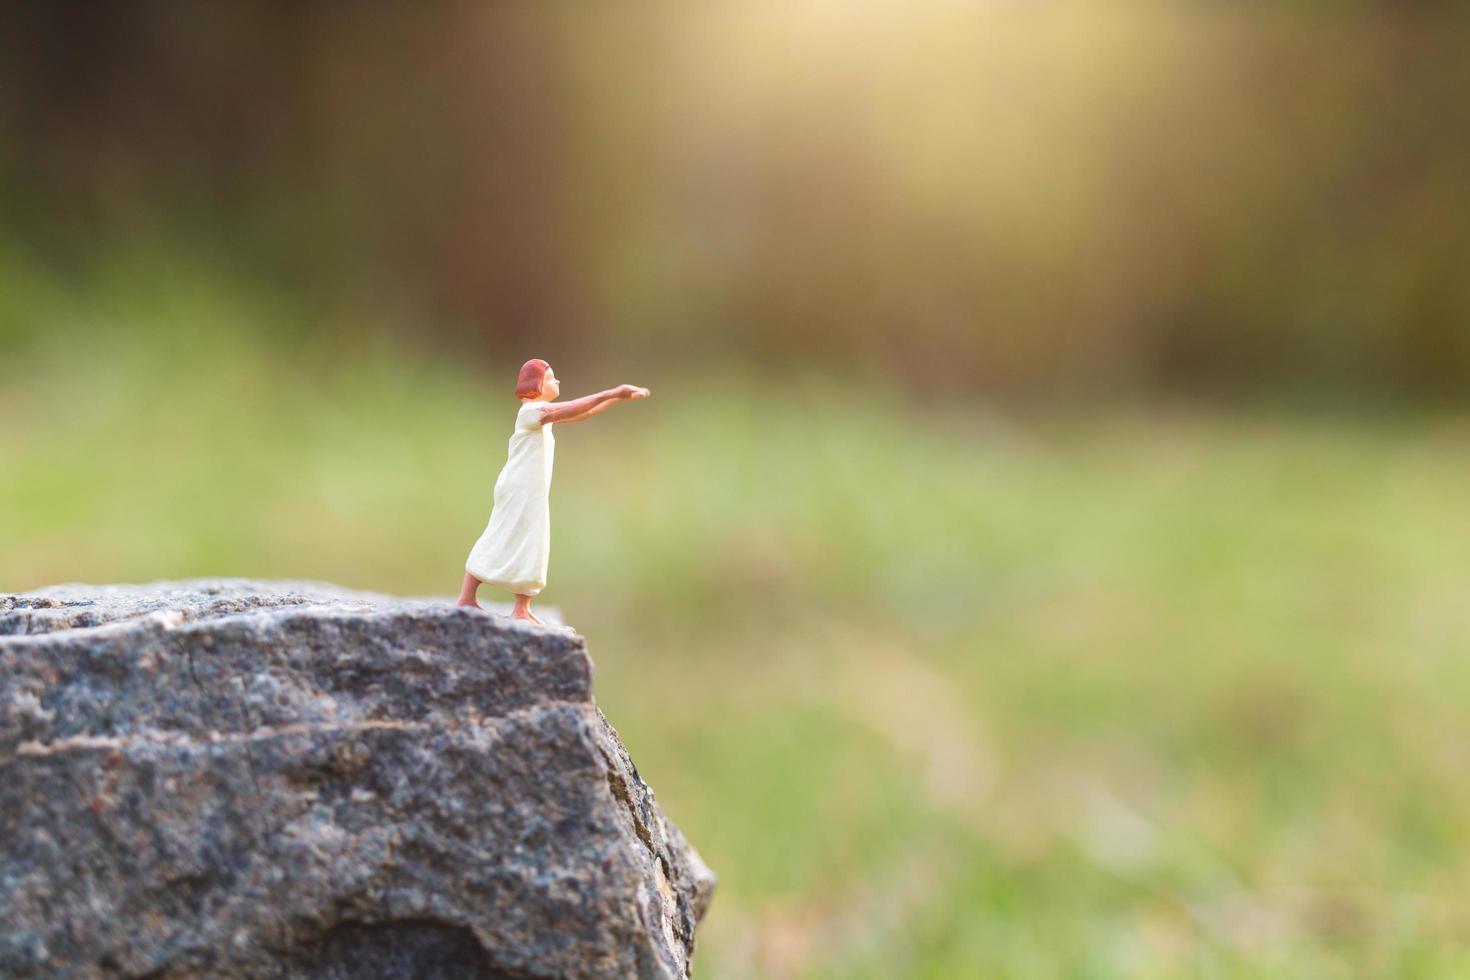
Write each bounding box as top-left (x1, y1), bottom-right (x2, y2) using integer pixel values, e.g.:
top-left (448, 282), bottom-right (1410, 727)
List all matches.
top-left (0, 579), bottom-right (714, 979)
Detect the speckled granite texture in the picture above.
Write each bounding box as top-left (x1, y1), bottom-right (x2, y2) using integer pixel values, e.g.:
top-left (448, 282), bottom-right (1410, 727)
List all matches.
top-left (0, 580), bottom-right (713, 979)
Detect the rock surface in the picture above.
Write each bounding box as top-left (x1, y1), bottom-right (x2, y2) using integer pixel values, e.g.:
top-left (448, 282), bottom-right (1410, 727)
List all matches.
top-left (0, 580), bottom-right (714, 979)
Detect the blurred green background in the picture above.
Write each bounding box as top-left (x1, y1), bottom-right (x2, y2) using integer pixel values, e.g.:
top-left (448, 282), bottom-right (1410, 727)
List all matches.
top-left (4, 3), bottom-right (1470, 976)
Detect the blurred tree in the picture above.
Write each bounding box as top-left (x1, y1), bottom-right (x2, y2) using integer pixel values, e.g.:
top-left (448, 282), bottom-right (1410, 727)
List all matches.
top-left (2, 1), bottom-right (1468, 398)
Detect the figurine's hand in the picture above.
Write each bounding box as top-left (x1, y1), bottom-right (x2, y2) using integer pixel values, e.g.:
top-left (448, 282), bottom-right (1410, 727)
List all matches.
top-left (618, 385), bottom-right (651, 400)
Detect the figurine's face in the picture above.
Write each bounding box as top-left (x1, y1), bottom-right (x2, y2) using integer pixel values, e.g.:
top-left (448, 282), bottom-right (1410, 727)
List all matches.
top-left (540, 368), bottom-right (560, 400)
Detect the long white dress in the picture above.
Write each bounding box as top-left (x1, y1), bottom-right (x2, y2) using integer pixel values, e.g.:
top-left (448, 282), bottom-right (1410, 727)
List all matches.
top-left (465, 400), bottom-right (555, 595)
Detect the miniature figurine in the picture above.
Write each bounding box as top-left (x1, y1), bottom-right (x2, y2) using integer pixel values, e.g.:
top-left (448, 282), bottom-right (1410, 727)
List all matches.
top-left (457, 358), bottom-right (650, 623)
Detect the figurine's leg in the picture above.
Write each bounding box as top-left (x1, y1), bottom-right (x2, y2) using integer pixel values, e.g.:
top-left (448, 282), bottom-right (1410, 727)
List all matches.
top-left (455, 572), bottom-right (483, 609)
top-left (510, 594), bottom-right (544, 625)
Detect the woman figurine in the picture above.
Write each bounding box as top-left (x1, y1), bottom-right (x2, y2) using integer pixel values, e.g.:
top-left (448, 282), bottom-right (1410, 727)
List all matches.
top-left (456, 358), bottom-right (650, 623)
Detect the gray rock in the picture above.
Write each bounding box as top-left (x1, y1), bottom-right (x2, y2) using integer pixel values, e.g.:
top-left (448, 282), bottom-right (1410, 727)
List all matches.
top-left (0, 580), bottom-right (714, 979)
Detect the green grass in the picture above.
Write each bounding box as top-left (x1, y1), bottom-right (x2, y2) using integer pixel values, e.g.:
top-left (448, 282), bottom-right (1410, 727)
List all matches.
top-left (5, 297), bottom-right (1470, 976)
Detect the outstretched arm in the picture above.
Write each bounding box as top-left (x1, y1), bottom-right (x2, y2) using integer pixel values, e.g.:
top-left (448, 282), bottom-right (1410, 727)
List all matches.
top-left (539, 384), bottom-right (650, 425)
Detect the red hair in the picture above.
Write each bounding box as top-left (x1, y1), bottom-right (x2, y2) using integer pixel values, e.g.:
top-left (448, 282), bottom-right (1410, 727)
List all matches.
top-left (515, 358), bottom-right (550, 399)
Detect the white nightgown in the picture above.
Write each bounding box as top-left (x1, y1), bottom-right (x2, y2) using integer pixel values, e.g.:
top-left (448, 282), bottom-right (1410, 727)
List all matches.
top-left (465, 400), bottom-right (555, 595)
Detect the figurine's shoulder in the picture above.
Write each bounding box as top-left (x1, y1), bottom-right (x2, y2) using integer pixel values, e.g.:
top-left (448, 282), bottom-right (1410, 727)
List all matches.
top-left (516, 400), bottom-right (551, 428)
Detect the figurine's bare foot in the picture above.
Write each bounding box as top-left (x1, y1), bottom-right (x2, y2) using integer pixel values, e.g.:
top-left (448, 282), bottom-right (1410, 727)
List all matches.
top-left (510, 594), bottom-right (543, 624)
top-left (456, 572), bottom-right (483, 609)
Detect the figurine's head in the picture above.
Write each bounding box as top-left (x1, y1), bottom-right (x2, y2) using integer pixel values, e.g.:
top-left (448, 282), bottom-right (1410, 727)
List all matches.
top-left (515, 358), bottom-right (559, 400)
